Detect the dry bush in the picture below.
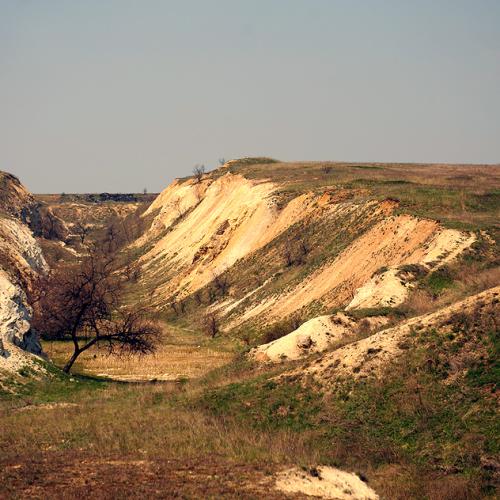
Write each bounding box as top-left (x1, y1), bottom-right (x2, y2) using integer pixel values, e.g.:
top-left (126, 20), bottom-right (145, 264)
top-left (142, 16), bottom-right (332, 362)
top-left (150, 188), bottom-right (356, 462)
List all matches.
top-left (202, 312), bottom-right (219, 338)
top-left (192, 164), bottom-right (205, 183)
top-left (402, 288), bottom-right (434, 316)
top-left (454, 265), bottom-right (500, 293)
top-left (261, 315), bottom-right (303, 344)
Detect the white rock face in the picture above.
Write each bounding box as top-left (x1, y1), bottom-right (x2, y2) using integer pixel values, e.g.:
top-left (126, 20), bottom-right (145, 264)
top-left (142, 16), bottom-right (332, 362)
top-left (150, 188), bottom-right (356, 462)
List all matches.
top-left (0, 217), bottom-right (48, 274)
top-left (250, 313), bottom-right (356, 363)
top-left (0, 216), bottom-right (48, 376)
top-left (0, 270), bottom-right (41, 354)
top-left (275, 466), bottom-right (379, 499)
top-left (347, 267), bottom-right (411, 310)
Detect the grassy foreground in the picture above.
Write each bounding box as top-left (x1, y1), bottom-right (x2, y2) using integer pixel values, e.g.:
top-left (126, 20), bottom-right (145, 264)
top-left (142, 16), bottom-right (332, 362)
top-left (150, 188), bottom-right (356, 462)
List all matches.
top-left (1, 303), bottom-right (498, 499)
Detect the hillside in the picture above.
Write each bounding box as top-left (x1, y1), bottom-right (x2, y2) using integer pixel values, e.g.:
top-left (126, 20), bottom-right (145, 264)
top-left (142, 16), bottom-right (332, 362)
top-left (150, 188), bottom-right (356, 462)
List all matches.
top-left (131, 161), bottom-right (498, 340)
top-left (0, 173), bottom-right (50, 384)
top-left (0, 160), bottom-right (499, 499)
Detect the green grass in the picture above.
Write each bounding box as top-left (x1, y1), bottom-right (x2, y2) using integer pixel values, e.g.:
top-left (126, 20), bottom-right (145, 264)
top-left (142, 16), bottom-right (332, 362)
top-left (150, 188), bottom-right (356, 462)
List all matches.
top-left (191, 306), bottom-right (500, 496)
top-left (424, 267), bottom-right (455, 296)
top-left (199, 378), bottom-right (323, 432)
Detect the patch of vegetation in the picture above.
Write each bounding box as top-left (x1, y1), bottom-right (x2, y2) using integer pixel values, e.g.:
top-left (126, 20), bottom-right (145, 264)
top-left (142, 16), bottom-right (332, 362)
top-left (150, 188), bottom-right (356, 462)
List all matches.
top-left (260, 315), bottom-right (303, 344)
top-left (398, 264), bottom-right (428, 279)
top-left (424, 267), bottom-right (454, 296)
top-left (229, 157), bottom-right (279, 166)
top-left (196, 301), bottom-right (499, 497)
top-left (200, 378), bottom-right (323, 432)
top-left (1, 368), bottom-right (107, 403)
top-left (348, 306), bottom-right (405, 319)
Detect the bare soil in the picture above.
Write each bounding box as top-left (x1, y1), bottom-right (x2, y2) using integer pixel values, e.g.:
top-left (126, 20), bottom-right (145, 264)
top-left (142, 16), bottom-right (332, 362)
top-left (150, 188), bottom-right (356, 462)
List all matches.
top-left (1, 452), bottom-right (302, 499)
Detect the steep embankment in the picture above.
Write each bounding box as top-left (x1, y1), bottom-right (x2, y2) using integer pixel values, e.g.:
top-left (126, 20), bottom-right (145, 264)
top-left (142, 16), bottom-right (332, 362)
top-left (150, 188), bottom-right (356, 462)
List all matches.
top-left (138, 173), bottom-right (317, 300)
top-left (0, 172), bottom-right (49, 382)
top-left (281, 285), bottom-right (499, 388)
top-left (230, 214), bottom-right (475, 327)
top-left (135, 171), bottom-right (477, 335)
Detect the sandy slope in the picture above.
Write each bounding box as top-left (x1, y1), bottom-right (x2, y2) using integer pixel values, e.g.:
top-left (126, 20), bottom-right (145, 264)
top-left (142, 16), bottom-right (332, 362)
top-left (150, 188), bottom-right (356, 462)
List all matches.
top-left (140, 173), bottom-right (316, 298)
top-left (232, 215), bottom-right (475, 326)
top-left (138, 173), bottom-right (476, 327)
top-left (251, 313), bottom-right (389, 363)
top-left (282, 286), bottom-right (500, 387)
top-left (251, 314), bottom-right (356, 362)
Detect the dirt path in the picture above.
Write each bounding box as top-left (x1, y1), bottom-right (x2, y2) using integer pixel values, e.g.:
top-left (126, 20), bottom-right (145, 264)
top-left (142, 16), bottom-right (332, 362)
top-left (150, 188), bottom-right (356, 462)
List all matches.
top-left (1, 452), bottom-right (305, 499)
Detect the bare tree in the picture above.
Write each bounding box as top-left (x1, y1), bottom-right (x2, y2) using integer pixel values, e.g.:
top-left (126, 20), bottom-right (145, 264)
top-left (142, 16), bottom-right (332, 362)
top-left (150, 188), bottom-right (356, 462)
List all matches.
top-left (296, 238), bottom-right (310, 264)
top-left (170, 301), bottom-right (179, 316)
top-left (212, 271), bottom-right (230, 296)
top-left (202, 312), bottom-right (219, 338)
top-left (74, 222), bottom-right (90, 245)
top-left (283, 241), bottom-right (294, 267)
top-left (193, 164), bottom-right (206, 183)
top-left (31, 250), bottom-right (160, 373)
top-left (194, 291), bottom-right (203, 306)
top-left (179, 299), bottom-right (186, 314)
top-left (218, 158), bottom-right (226, 166)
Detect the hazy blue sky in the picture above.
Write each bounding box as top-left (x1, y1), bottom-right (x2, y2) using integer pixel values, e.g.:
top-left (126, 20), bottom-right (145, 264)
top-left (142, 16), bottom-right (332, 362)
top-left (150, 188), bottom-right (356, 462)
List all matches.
top-left (1, 1), bottom-right (499, 193)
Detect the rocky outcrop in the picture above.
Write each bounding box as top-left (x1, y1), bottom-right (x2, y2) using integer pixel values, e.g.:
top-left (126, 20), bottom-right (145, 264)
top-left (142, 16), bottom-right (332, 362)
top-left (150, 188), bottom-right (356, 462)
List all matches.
top-left (0, 270), bottom-right (42, 354)
top-left (0, 171), bottom-right (68, 241)
top-left (0, 171), bottom-right (49, 378)
top-left (281, 286), bottom-right (500, 388)
top-left (138, 173), bottom-right (316, 299)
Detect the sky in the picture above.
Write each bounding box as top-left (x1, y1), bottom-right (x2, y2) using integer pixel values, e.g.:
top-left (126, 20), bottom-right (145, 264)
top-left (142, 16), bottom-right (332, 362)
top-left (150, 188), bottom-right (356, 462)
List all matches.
top-left (1, 1), bottom-right (499, 193)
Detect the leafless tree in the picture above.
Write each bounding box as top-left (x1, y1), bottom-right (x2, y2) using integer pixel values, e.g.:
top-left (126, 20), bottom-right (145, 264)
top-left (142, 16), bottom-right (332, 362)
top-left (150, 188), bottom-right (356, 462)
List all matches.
top-left (212, 271), bottom-right (230, 296)
top-left (193, 164), bottom-right (205, 183)
top-left (202, 312), bottom-right (219, 338)
top-left (283, 241), bottom-right (294, 267)
top-left (194, 291), bottom-right (203, 306)
top-left (298, 239), bottom-right (310, 257)
top-left (74, 222), bottom-right (90, 245)
top-left (170, 301), bottom-right (179, 316)
top-left (218, 158), bottom-right (226, 166)
top-left (30, 250), bottom-right (160, 373)
top-left (295, 238), bottom-right (310, 265)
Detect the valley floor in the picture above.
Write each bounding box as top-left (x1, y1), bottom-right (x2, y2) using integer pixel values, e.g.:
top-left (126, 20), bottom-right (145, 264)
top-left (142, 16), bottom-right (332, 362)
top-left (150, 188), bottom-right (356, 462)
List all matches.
top-left (41, 322), bottom-right (236, 382)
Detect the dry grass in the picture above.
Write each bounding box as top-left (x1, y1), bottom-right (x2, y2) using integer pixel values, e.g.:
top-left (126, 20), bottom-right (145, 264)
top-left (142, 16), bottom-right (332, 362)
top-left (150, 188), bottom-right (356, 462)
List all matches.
top-left (42, 324), bottom-right (236, 381)
top-left (222, 160), bottom-right (500, 229)
top-left (0, 383), bottom-right (320, 467)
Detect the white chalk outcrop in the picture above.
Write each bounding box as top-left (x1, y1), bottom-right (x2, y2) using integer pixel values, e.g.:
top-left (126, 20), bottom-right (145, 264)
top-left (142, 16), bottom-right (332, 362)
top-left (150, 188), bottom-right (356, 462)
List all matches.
top-left (0, 172), bottom-right (49, 379)
top-left (275, 466), bottom-right (379, 499)
top-left (251, 314), bottom-right (356, 362)
top-left (282, 286), bottom-right (500, 387)
top-left (138, 173), bottom-right (316, 299)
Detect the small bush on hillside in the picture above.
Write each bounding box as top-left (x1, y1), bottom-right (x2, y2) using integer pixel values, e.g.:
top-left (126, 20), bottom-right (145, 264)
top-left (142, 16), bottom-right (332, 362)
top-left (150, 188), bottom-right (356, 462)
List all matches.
top-left (398, 263), bottom-right (428, 279)
top-left (425, 266), bottom-right (454, 296)
top-left (261, 315), bottom-right (303, 344)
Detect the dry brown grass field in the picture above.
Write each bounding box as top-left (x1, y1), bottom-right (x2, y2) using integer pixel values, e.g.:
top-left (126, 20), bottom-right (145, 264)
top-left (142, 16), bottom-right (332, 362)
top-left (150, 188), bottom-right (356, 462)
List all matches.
top-left (42, 324), bottom-right (236, 381)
